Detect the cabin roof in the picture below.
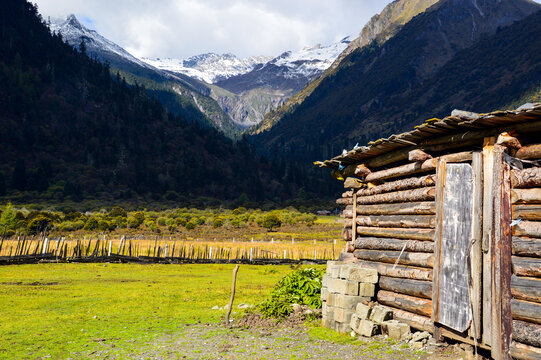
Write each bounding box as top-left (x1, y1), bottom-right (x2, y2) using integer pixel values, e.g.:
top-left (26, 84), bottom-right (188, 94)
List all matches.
top-left (315, 103), bottom-right (541, 170)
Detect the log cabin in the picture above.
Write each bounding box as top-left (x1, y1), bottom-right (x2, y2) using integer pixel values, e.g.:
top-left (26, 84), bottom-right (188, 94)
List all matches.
top-left (315, 103), bottom-right (541, 360)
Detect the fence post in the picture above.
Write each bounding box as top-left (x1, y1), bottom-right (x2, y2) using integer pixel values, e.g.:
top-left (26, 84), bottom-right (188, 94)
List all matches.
top-left (42, 238), bottom-right (49, 254)
top-left (314, 250), bottom-right (317, 260)
top-left (165, 244), bottom-right (168, 258)
top-left (209, 246), bottom-right (212, 260)
top-left (108, 240), bottom-right (112, 256)
top-left (249, 248), bottom-right (253, 262)
top-left (284, 249), bottom-right (287, 259)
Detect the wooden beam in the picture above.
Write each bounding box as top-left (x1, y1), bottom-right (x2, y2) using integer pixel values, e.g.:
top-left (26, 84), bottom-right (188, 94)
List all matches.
top-left (377, 290), bottom-right (432, 317)
top-left (492, 147), bottom-right (513, 360)
top-left (511, 275), bottom-right (541, 304)
top-left (354, 237), bottom-right (434, 253)
top-left (471, 151), bottom-right (483, 340)
top-left (357, 187), bottom-right (436, 205)
top-left (409, 149), bottom-right (432, 162)
top-left (516, 144), bottom-right (541, 160)
top-left (510, 341), bottom-right (541, 360)
top-left (344, 177), bottom-right (364, 189)
top-left (512, 189), bottom-right (541, 204)
top-left (356, 202), bottom-right (436, 216)
top-left (513, 257), bottom-right (541, 277)
top-left (512, 299), bottom-right (541, 325)
top-left (379, 276), bottom-right (432, 299)
top-left (432, 158), bottom-right (446, 340)
top-left (512, 237), bottom-right (541, 258)
top-left (482, 137), bottom-right (495, 347)
top-left (356, 226), bottom-right (435, 241)
top-left (364, 152), bottom-right (472, 183)
top-left (511, 167), bottom-right (541, 189)
top-left (353, 249), bottom-right (434, 268)
top-left (513, 205), bottom-right (541, 221)
top-left (513, 221), bottom-right (541, 239)
top-left (354, 260), bottom-right (432, 281)
top-left (356, 174), bottom-right (436, 197)
top-left (512, 320), bottom-right (541, 348)
top-left (355, 215), bottom-right (435, 228)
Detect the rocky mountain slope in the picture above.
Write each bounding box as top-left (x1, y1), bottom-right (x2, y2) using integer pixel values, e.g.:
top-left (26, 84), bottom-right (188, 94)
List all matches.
top-left (50, 15), bottom-right (241, 137)
top-left (253, 0), bottom-right (541, 162)
top-left (142, 53), bottom-right (272, 84)
top-left (251, 0), bottom-right (440, 134)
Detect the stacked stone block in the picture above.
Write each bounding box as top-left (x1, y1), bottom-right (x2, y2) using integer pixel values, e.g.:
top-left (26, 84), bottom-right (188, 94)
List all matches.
top-left (321, 261), bottom-right (378, 333)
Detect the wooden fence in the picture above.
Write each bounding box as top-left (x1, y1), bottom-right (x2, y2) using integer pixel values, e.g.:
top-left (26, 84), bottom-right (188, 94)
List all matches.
top-left (0, 235), bottom-right (339, 265)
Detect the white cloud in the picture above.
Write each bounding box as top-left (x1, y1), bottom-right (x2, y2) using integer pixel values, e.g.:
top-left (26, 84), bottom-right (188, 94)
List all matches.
top-left (34, 0), bottom-right (541, 59)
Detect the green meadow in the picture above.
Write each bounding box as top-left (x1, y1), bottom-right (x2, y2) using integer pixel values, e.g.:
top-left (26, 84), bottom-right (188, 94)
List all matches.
top-left (0, 263), bottom-right (319, 359)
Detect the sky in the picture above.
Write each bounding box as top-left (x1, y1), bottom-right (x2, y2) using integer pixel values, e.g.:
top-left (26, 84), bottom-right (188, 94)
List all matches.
top-left (34, 0), bottom-right (393, 59)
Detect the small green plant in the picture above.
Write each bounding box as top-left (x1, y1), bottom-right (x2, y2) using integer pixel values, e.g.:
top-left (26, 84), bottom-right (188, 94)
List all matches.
top-left (258, 268), bottom-right (324, 318)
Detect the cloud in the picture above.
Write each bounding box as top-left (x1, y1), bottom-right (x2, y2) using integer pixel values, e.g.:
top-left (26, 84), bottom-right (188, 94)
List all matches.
top-left (34, 0), bottom-right (541, 59)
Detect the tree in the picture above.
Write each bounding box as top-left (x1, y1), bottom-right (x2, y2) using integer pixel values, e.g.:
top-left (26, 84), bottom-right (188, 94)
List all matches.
top-left (262, 213), bottom-right (281, 232)
top-left (0, 203), bottom-right (17, 233)
top-left (11, 159), bottom-right (27, 191)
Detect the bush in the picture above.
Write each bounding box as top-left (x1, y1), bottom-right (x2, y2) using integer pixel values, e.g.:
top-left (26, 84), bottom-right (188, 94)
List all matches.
top-left (258, 268), bottom-right (324, 318)
top-left (156, 217), bottom-right (167, 226)
top-left (175, 217), bottom-right (187, 227)
top-left (195, 216), bottom-right (206, 225)
top-left (98, 220), bottom-right (114, 232)
top-left (27, 215), bottom-right (52, 235)
top-left (212, 217), bottom-right (224, 228)
top-left (127, 217), bottom-right (140, 229)
top-left (144, 219), bottom-right (158, 232)
top-left (261, 213), bottom-right (281, 231)
top-left (185, 220), bottom-right (196, 230)
top-left (83, 217), bottom-right (99, 231)
top-left (114, 216), bottom-right (127, 229)
top-left (58, 220), bottom-right (85, 232)
top-left (132, 211), bottom-right (145, 226)
top-left (109, 206), bottom-right (127, 218)
top-left (230, 217), bottom-right (245, 228)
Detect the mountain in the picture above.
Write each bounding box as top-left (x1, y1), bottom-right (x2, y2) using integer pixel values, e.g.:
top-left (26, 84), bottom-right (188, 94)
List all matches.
top-left (141, 39), bottom-right (350, 127)
top-left (253, 0), bottom-right (541, 162)
top-left (0, 0), bottom-right (323, 204)
top-left (142, 53), bottom-right (273, 84)
top-left (49, 15), bottom-right (241, 137)
top-left (252, 0), bottom-right (440, 134)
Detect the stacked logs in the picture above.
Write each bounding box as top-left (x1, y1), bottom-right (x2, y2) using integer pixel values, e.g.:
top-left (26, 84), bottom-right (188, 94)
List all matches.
top-left (338, 152), bottom-right (451, 333)
top-left (510, 166), bottom-right (541, 358)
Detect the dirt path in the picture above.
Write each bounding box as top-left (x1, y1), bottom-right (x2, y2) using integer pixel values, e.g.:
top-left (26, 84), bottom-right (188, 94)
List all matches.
top-left (84, 323), bottom-right (462, 360)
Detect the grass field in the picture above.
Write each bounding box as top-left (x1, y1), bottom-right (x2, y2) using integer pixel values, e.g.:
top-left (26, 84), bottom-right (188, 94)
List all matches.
top-left (0, 263), bottom-right (319, 359)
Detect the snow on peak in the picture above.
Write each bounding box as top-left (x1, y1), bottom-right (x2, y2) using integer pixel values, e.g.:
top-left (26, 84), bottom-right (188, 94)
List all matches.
top-left (269, 36), bottom-right (351, 78)
top-left (49, 15), bottom-right (154, 70)
top-left (141, 53), bottom-right (273, 84)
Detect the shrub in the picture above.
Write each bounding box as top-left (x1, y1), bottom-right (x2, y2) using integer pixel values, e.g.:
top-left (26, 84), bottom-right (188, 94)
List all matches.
top-left (144, 219), bottom-right (158, 232)
top-left (195, 216), bottom-right (206, 225)
top-left (261, 213), bottom-right (281, 231)
top-left (185, 220), bottom-right (196, 230)
top-left (98, 220), bottom-right (114, 232)
top-left (27, 215), bottom-right (52, 235)
top-left (156, 217), bottom-right (167, 226)
top-left (212, 217), bottom-right (224, 228)
top-left (83, 217), bottom-right (99, 231)
top-left (232, 207), bottom-right (247, 215)
top-left (132, 211), bottom-right (145, 226)
top-left (114, 216), bottom-right (127, 229)
top-left (127, 217), bottom-right (140, 229)
top-left (0, 203), bottom-right (17, 233)
top-left (109, 206), bottom-right (127, 218)
top-left (230, 217), bottom-right (245, 228)
top-left (175, 217), bottom-right (187, 227)
top-left (258, 268), bottom-right (324, 318)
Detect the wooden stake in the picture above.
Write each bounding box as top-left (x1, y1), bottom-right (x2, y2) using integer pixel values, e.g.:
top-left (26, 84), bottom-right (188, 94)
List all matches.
top-left (226, 264), bottom-right (240, 326)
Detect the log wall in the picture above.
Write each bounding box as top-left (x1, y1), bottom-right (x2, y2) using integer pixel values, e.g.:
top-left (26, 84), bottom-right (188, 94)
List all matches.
top-left (510, 166), bottom-right (541, 358)
top-left (338, 158), bottom-right (440, 332)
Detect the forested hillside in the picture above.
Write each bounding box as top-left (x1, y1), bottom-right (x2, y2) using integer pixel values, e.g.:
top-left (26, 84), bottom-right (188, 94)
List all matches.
top-left (0, 0), bottom-right (338, 205)
top-left (254, 0), bottom-right (541, 162)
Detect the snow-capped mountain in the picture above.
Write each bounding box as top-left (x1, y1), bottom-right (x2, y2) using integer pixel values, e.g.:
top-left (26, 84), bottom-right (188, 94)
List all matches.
top-left (141, 53), bottom-right (273, 84)
top-left (269, 37), bottom-right (351, 79)
top-left (50, 15), bottom-right (154, 72)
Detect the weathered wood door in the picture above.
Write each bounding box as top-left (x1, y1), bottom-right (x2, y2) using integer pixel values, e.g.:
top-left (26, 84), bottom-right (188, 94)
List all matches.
top-left (433, 144), bottom-right (513, 360)
top-left (437, 163), bottom-right (475, 331)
